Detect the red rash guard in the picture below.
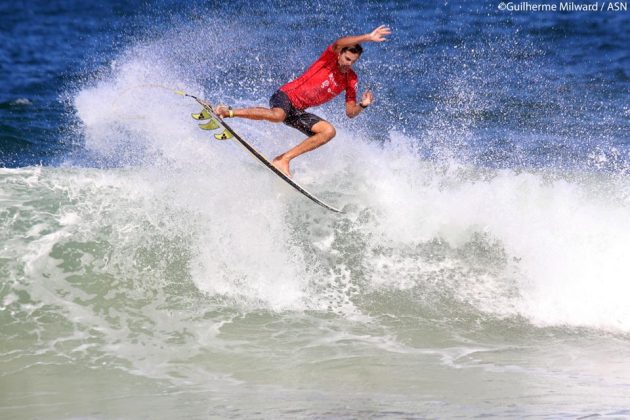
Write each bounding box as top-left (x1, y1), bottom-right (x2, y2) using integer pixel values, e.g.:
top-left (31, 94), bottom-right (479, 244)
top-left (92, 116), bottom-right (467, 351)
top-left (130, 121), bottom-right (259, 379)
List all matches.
top-left (280, 44), bottom-right (358, 110)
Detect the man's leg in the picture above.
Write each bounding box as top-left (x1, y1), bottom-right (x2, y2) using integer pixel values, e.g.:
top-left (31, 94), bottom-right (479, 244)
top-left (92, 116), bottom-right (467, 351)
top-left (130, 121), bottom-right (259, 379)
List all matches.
top-left (216, 106), bottom-right (286, 123)
top-left (272, 121), bottom-right (336, 178)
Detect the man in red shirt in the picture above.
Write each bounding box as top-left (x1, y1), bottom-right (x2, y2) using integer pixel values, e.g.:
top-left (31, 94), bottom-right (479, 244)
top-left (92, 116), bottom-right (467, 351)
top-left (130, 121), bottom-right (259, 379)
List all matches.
top-left (215, 25), bottom-right (391, 177)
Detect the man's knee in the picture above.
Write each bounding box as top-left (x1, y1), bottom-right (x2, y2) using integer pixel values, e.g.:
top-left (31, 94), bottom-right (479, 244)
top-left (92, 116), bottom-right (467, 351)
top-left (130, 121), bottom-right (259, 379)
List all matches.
top-left (324, 124), bottom-right (336, 140)
top-left (314, 122), bottom-right (336, 141)
top-left (269, 108), bottom-right (286, 123)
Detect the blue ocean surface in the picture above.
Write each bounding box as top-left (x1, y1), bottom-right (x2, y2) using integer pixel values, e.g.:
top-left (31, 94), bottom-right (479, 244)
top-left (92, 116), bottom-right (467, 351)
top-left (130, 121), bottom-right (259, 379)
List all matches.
top-left (1, 1), bottom-right (630, 418)
top-left (1, 0), bottom-right (628, 170)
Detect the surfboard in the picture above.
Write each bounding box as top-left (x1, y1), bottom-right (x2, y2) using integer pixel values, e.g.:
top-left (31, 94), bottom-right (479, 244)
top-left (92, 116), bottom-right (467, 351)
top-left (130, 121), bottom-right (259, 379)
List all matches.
top-left (189, 96), bottom-right (343, 213)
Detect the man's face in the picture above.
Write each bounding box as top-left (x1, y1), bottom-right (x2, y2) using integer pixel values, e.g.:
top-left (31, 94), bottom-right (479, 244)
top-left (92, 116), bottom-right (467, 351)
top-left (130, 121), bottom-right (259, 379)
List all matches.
top-left (337, 51), bottom-right (360, 72)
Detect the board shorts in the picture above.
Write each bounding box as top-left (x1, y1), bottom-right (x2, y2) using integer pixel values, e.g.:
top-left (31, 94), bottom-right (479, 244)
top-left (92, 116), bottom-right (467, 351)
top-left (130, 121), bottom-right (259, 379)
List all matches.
top-left (269, 90), bottom-right (324, 136)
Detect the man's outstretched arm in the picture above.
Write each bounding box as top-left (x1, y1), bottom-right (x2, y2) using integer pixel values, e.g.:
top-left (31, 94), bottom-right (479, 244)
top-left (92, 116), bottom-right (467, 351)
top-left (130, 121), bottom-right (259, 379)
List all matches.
top-left (332, 25), bottom-right (391, 53)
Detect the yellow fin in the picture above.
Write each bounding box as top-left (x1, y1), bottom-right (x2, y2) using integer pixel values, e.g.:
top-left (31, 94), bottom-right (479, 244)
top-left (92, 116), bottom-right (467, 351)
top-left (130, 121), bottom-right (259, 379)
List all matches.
top-left (199, 119), bottom-right (220, 130)
top-left (192, 109), bottom-right (212, 120)
top-left (214, 129), bottom-right (233, 140)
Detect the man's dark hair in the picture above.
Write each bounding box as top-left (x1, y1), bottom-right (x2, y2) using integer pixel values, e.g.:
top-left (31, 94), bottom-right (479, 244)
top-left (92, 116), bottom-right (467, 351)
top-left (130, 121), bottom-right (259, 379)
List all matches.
top-left (341, 44), bottom-right (363, 56)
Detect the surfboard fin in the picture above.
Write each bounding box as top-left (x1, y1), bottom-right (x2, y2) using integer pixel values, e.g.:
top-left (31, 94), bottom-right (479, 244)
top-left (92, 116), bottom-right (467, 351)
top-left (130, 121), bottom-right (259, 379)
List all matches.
top-left (192, 108), bottom-right (212, 120)
top-left (214, 129), bottom-right (233, 140)
top-left (199, 119), bottom-right (220, 130)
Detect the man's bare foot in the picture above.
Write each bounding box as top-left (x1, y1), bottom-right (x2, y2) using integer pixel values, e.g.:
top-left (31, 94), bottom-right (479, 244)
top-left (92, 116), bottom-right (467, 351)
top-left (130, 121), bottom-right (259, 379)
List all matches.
top-left (213, 104), bottom-right (233, 118)
top-left (272, 156), bottom-right (292, 178)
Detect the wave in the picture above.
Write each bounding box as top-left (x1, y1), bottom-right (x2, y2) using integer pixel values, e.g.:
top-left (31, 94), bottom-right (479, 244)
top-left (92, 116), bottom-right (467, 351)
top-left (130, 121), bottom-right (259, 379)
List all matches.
top-left (3, 19), bottom-right (630, 366)
top-left (3, 126), bottom-right (630, 335)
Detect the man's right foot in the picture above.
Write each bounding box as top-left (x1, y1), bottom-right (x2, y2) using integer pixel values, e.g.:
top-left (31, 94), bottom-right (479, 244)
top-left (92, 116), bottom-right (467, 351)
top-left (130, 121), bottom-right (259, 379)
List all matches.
top-left (272, 156), bottom-right (292, 178)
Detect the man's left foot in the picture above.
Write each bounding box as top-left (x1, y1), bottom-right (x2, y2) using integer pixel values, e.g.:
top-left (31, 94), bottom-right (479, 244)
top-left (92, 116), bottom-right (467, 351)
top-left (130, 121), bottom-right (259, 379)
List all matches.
top-left (272, 156), bottom-right (292, 178)
top-left (214, 104), bottom-right (234, 118)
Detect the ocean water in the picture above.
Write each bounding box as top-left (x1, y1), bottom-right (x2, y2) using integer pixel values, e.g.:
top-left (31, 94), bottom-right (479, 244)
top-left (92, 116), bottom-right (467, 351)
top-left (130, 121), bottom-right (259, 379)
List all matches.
top-left (1, 0), bottom-right (630, 418)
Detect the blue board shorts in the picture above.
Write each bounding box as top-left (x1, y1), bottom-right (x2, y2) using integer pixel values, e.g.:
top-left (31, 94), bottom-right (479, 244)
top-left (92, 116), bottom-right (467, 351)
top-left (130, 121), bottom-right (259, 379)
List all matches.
top-left (269, 90), bottom-right (324, 136)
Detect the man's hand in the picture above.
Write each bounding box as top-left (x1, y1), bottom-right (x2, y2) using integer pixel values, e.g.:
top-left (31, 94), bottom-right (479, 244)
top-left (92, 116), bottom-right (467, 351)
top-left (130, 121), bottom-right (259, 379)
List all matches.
top-left (333, 25), bottom-right (392, 52)
top-left (367, 25), bottom-right (391, 42)
top-left (347, 90), bottom-right (375, 118)
top-left (360, 90), bottom-right (374, 107)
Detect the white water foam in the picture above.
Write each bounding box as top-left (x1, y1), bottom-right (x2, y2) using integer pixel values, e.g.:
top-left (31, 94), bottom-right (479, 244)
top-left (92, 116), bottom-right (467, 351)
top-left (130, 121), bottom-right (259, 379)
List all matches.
top-left (7, 31), bottom-right (626, 336)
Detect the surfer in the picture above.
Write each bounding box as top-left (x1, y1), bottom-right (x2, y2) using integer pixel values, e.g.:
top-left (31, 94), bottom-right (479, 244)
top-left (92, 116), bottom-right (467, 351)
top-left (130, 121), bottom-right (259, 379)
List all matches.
top-left (214, 25), bottom-right (392, 177)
